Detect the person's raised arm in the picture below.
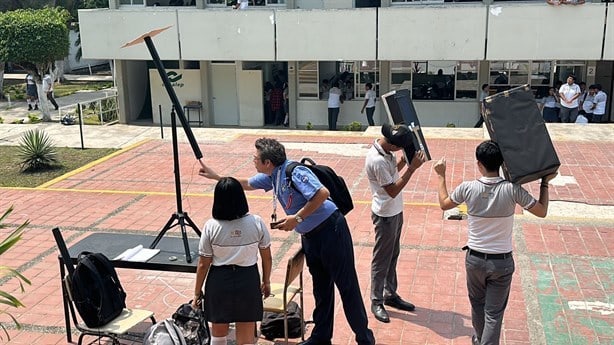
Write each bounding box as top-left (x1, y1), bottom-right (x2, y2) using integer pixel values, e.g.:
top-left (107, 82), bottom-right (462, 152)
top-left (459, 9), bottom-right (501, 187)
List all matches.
top-left (198, 161), bottom-right (254, 190)
top-left (383, 150), bottom-right (426, 199)
top-left (526, 173), bottom-right (556, 218)
top-left (433, 158), bottom-right (458, 210)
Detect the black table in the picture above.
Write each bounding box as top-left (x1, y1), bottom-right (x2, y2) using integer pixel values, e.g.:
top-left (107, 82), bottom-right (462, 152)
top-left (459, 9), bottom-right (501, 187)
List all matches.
top-left (59, 233), bottom-right (199, 342)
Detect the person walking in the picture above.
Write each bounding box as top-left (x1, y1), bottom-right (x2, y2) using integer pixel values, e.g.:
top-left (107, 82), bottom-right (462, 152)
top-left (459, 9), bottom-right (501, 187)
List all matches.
top-left (192, 177), bottom-right (272, 345)
top-left (365, 124), bottom-right (426, 323)
top-left (474, 84), bottom-right (489, 128)
top-left (42, 74), bottom-right (59, 110)
top-left (25, 74), bottom-right (39, 111)
top-left (361, 83), bottom-right (377, 126)
top-left (198, 138), bottom-right (376, 345)
top-left (433, 140), bottom-right (555, 345)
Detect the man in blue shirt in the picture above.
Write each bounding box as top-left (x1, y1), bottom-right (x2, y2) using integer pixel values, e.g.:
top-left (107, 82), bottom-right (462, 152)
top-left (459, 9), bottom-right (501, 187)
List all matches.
top-left (199, 138), bottom-right (375, 345)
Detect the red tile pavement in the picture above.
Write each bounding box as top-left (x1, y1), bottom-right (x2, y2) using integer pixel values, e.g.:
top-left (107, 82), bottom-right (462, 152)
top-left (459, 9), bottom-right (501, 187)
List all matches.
top-left (0, 130), bottom-right (612, 344)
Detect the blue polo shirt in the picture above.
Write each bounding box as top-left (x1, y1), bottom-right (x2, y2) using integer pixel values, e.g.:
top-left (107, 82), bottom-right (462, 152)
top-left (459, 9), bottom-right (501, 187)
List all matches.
top-left (248, 160), bottom-right (337, 235)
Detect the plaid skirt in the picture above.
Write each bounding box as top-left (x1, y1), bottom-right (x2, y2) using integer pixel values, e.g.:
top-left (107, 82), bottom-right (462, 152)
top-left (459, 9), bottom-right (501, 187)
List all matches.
top-left (204, 264), bottom-right (263, 323)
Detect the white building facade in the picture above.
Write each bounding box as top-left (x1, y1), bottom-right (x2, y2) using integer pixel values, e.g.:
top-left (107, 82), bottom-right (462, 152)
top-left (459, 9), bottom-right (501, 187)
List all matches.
top-left (78, 0), bottom-right (613, 128)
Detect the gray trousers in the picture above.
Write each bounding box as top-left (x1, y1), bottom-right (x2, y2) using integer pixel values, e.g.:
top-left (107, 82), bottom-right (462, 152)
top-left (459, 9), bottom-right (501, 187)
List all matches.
top-left (559, 106), bottom-right (578, 123)
top-left (465, 252), bottom-right (515, 345)
top-left (370, 212), bottom-right (403, 305)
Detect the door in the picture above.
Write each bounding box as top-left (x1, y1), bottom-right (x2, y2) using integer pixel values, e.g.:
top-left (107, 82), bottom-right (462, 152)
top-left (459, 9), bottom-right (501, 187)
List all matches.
top-left (211, 64), bottom-right (239, 126)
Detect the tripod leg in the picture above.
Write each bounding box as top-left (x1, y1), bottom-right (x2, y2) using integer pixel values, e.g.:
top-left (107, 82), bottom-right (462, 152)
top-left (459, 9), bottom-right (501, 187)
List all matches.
top-left (150, 213), bottom-right (179, 249)
top-left (177, 215), bottom-right (193, 263)
top-left (183, 212), bottom-right (202, 237)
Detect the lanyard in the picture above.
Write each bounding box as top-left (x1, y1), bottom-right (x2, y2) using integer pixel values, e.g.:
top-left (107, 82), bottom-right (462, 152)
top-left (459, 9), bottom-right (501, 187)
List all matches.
top-left (271, 165), bottom-right (293, 222)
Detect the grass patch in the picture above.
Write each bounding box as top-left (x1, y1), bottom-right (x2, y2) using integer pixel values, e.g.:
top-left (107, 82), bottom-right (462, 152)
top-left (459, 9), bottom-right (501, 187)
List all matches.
top-left (0, 146), bottom-right (117, 188)
top-left (2, 81), bottom-right (114, 101)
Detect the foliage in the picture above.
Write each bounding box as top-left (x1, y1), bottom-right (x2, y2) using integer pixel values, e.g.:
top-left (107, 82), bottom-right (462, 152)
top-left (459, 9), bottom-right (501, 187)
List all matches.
top-left (0, 205), bottom-right (31, 341)
top-left (306, 122), bottom-right (313, 130)
top-left (27, 114), bottom-right (41, 124)
top-left (17, 129), bottom-right (58, 171)
top-left (343, 121), bottom-right (363, 131)
top-left (0, 117), bottom-right (3, 124)
top-left (2, 81), bottom-right (113, 101)
top-left (446, 122), bottom-right (456, 128)
top-left (0, 146), bottom-right (117, 187)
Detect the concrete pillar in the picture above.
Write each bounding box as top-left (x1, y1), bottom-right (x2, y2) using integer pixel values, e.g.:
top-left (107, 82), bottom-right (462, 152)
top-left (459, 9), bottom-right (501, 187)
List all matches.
top-left (115, 60), bottom-right (130, 124)
top-left (195, 0), bottom-right (205, 9)
top-left (200, 61), bottom-right (211, 126)
top-left (288, 61), bottom-right (298, 128)
top-left (108, 0), bottom-right (119, 9)
top-left (378, 61), bottom-right (390, 125)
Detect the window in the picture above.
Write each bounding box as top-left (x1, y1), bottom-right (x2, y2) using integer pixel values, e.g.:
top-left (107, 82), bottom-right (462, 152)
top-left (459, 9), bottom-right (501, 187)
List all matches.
top-left (356, 61), bottom-right (379, 98)
top-left (391, 0), bottom-right (444, 4)
top-left (531, 61), bottom-right (552, 99)
top-left (489, 61), bottom-right (529, 94)
top-left (412, 61), bottom-right (455, 100)
top-left (206, 0), bottom-right (285, 5)
top-left (120, 0), bottom-right (144, 5)
top-left (298, 61), bottom-right (318, 99)
top-left (455, 61), bottom-right (478, 99)
top-left (390, 61), bottom-right (412, 91)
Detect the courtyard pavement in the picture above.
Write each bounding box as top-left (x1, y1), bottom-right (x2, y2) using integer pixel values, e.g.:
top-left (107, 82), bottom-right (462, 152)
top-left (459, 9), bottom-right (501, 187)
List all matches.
top-left (0, 99), bottom-right (613, 344)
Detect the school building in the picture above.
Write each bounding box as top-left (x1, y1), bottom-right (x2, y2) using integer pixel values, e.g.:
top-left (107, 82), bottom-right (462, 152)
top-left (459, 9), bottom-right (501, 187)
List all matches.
top-left (78, 0), bottom-right (613, 128)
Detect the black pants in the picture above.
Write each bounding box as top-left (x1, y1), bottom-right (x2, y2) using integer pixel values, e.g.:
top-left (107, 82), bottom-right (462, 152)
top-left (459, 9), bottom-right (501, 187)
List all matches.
top-left (47, 92), bottom-right (59, 110)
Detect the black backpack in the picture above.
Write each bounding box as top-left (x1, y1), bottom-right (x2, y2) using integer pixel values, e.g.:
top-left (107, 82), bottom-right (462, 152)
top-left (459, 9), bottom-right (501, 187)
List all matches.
top-left (260, 301), bottom-right (304, 340)
top-left (172, 301), bottom-right (210, 345)
top-left (285, 157), bottom-right (354, 215)
top-left (70, 252), bottom-right (127, 327)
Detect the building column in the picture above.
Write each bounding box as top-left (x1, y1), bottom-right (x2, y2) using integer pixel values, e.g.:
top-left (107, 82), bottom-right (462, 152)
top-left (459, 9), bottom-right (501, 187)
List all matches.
top-left (378, 61), bottom-right (390, 125)
top-left (288, 61), bottom-right (298, 128)
top-left (115, 60), bottom-right (130, 124)
top-left (200, 61), bottom-right (211, 126)
top-left (195, 0), bottom-right (205, 9)
top-left (108, 0), bottom-right (119, 9)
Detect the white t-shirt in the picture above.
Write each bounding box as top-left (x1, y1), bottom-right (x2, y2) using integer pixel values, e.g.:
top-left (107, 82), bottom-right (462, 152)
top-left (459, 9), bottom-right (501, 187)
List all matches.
top-left (582, 94), bottom-right (594, 113)
top-left (450, 176), bottom-right (536, 253)
top-left (593, 91), bottom-right (607, 115)
top-left (199, 214), bottom-right (271, 266)
top-left (365, 140), bottom-right (404, 217)
top-left (365, 89), bottom-right (376, 108)
top-left (328, 87), bottom-right (342, 108)
top-left (559, 83), bottom-right (581, 108)
top-left (42, 75), bottom-right (53, 93)
top-left (237, 0), bottom-right (248, 9)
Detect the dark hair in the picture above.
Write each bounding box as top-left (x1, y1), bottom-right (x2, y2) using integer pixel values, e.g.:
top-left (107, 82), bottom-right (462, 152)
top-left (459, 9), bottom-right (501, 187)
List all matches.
top-left (482, 83), bottom-right (489, 90)
top-left (255, 137), bottom-right (286, 167)
top-left (322, 79), bottom-right (328, 84)
top-left (567, 74), bottom-right (576, 81)
top-left (579, 81), bottom-right (586, 86)
top-left (212, 177), bottom-right (249, 220)
top-left (594, 84), bottom-right (602, 91)
top-left (365, 83), bottom-right (372, 89)
top-left (476, 140), bottom-right (503, 172)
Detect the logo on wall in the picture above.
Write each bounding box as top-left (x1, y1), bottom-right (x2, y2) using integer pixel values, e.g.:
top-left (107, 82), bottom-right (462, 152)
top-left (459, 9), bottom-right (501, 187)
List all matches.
top-left (167, 71), bottom-right (184, 88)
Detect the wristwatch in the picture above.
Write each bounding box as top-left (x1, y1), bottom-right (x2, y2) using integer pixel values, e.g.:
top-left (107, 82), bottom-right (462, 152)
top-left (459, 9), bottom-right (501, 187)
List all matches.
top-left (295, 215), bottom-right (303, 223)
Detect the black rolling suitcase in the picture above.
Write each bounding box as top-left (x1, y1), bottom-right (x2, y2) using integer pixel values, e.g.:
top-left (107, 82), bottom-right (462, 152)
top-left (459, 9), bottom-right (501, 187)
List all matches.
top-left (381, 88), bottom-right (432, 161)
top-left (483, 84), bottom-right (560, 184)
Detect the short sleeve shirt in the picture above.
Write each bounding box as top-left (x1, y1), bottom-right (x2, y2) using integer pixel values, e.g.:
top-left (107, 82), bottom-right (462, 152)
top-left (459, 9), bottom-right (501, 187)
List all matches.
top-left (559, 83), bottom-right (581, 108)
top-left (248, 160), bottom-right (337, 234)
top-left (365, 140), bottom-right (403, 217)
top-left (365, 89), bottom-right (376, 108)
top-left (198, 214), bottom-right (271, 266)
top-left (450, 176), bottom-right (536, 253)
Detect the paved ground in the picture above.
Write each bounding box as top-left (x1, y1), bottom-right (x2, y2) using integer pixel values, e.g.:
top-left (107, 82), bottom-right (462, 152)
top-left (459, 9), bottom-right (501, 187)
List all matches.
top-left (0, 90), bottom-right (613, 344)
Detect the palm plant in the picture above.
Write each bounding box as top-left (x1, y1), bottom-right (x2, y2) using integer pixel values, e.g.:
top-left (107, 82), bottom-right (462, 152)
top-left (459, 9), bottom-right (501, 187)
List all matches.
top-left (0, 206), bottom-right (31, 340)
top-left (18, 129), bottom-right (58, 171)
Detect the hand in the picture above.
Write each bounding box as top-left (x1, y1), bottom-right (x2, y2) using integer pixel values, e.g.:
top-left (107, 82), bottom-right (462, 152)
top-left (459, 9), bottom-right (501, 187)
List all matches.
top-left (192, 295), bottom-right (202, 309)
top-left (360, 109), bottom-right (364, 114)
top-left (274, 217), bottom-right (295, 232)
top-left (198, 162), bottom-right (220, 181)
top-left (409, 150), bottom-right (426, 171)
top-left (433, 157), bottom-right (446, 176)
top-left (261, 282), bottom-right (271, 298)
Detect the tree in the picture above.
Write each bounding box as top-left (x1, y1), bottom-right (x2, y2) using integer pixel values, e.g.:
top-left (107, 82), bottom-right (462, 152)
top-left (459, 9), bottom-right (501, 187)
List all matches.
top-left (0, 7), bottom-right (70, 121)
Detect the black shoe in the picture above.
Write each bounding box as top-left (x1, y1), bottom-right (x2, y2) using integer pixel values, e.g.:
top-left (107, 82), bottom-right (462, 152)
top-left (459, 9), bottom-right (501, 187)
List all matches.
top-left (371, 304), bottom-right (390, 323)
top-left (34, 105), bottom-right (39, 110)
top-left (472, 334), bottom-right (480, 345)
top-left (28, 105), bottom-right (33, 111)
top-left (384, 296), bottom-right (415, 312)
top-left (297, 338), bottom-right (332, 345)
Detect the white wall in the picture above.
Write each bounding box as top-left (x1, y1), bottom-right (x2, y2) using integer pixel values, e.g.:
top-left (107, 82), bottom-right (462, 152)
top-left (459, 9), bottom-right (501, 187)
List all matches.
top-left (65, 30), bottom-right (108, 72)
top-left (238, 70), bottom-right (264, 126)
top-left (487, 3), bottom-right (605, 60)
top-left (378, 6), bottom-right (486, 60)
top-left (150, 69), bottom-right (202, 125)
top-left (604, 5), bottom-right (614, 60)
top-left (79, 9), bottom-right (180, 60)
top-left (276, 9), bottom-right (377, 61)
top-left (178, 10), bottom-right (276, 61)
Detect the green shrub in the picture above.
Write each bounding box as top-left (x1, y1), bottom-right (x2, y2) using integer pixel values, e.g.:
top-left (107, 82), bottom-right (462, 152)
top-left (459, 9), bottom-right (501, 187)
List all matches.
top-left (0, 206), bottom-right (31, 340)
top-left (446, 122), bottom-right (456, 128)
top-left (344, 121), bottom-right (363, 131)
top-left (27, 114), bottom-right (41, 124)
top-left (17, 129), bottom-right (58, 171)
top-left (0, 117), bottom-right (3, 124)
top-left (306, 122), bottom-right (313, 130)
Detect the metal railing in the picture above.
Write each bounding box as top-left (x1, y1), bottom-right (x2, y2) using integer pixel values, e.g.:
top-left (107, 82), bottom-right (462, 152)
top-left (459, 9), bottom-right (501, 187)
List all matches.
top-left (58, 91), bottom-right (119, 125)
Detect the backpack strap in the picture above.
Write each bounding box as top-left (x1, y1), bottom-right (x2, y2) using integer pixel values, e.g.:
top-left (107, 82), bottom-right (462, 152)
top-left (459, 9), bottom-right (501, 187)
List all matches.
top-left (284, 161), bottom-right (301, 192)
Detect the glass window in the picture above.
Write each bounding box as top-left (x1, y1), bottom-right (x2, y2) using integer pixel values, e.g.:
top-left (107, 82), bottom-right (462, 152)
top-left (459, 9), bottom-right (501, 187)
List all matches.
top-left (298, 61), bottom-right (318, 99)
top-left (207, 0), bottom-right (285, 5)
top-left (531, 61), bottom-right (552, 99)
top-left (490, 61), bottom-right (529, 93)
top-left (355, 61), bottom-right (379, 99)
top-left (412, 61), bottom-right (455, 100)
top-left (455, 61), bottom-right (478, 99)
top-left (120, 0), bottom-right (144, 4)
top-left (390, 61), bottom-right (412, 90)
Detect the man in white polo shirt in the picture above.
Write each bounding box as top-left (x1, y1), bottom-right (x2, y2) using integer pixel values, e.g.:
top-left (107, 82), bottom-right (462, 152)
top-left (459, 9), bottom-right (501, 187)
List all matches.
top-left (558, 75), bottom-right (581, 123)
top-left (591, 84), bottom-right (608, 123)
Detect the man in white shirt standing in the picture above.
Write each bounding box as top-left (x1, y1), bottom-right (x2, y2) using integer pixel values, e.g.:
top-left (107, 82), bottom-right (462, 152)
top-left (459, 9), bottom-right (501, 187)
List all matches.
top-left (591, 84), bottom-right (608, 123)
top-left (360, 83), bottom-right (377, 126)
top-left (233, 0), bottom-right (248, 9)
top-left (558, 75), bottom-right (581, 123)
top-left (42, 74), bottom-right (59, 110)
top-left (327, 81), bottom-right (343, 130)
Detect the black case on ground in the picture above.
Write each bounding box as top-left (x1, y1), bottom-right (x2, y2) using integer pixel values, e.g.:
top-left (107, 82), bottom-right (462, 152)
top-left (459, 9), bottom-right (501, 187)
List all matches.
top-left (483, 84), bottom-right (560, 184)
top-left (381, 88), bottom-right (432, 162)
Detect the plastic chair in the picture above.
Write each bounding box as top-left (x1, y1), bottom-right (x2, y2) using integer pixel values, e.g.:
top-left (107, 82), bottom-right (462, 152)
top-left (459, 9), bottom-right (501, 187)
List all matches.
top-left (262, 248), bottom-right (305, 344)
